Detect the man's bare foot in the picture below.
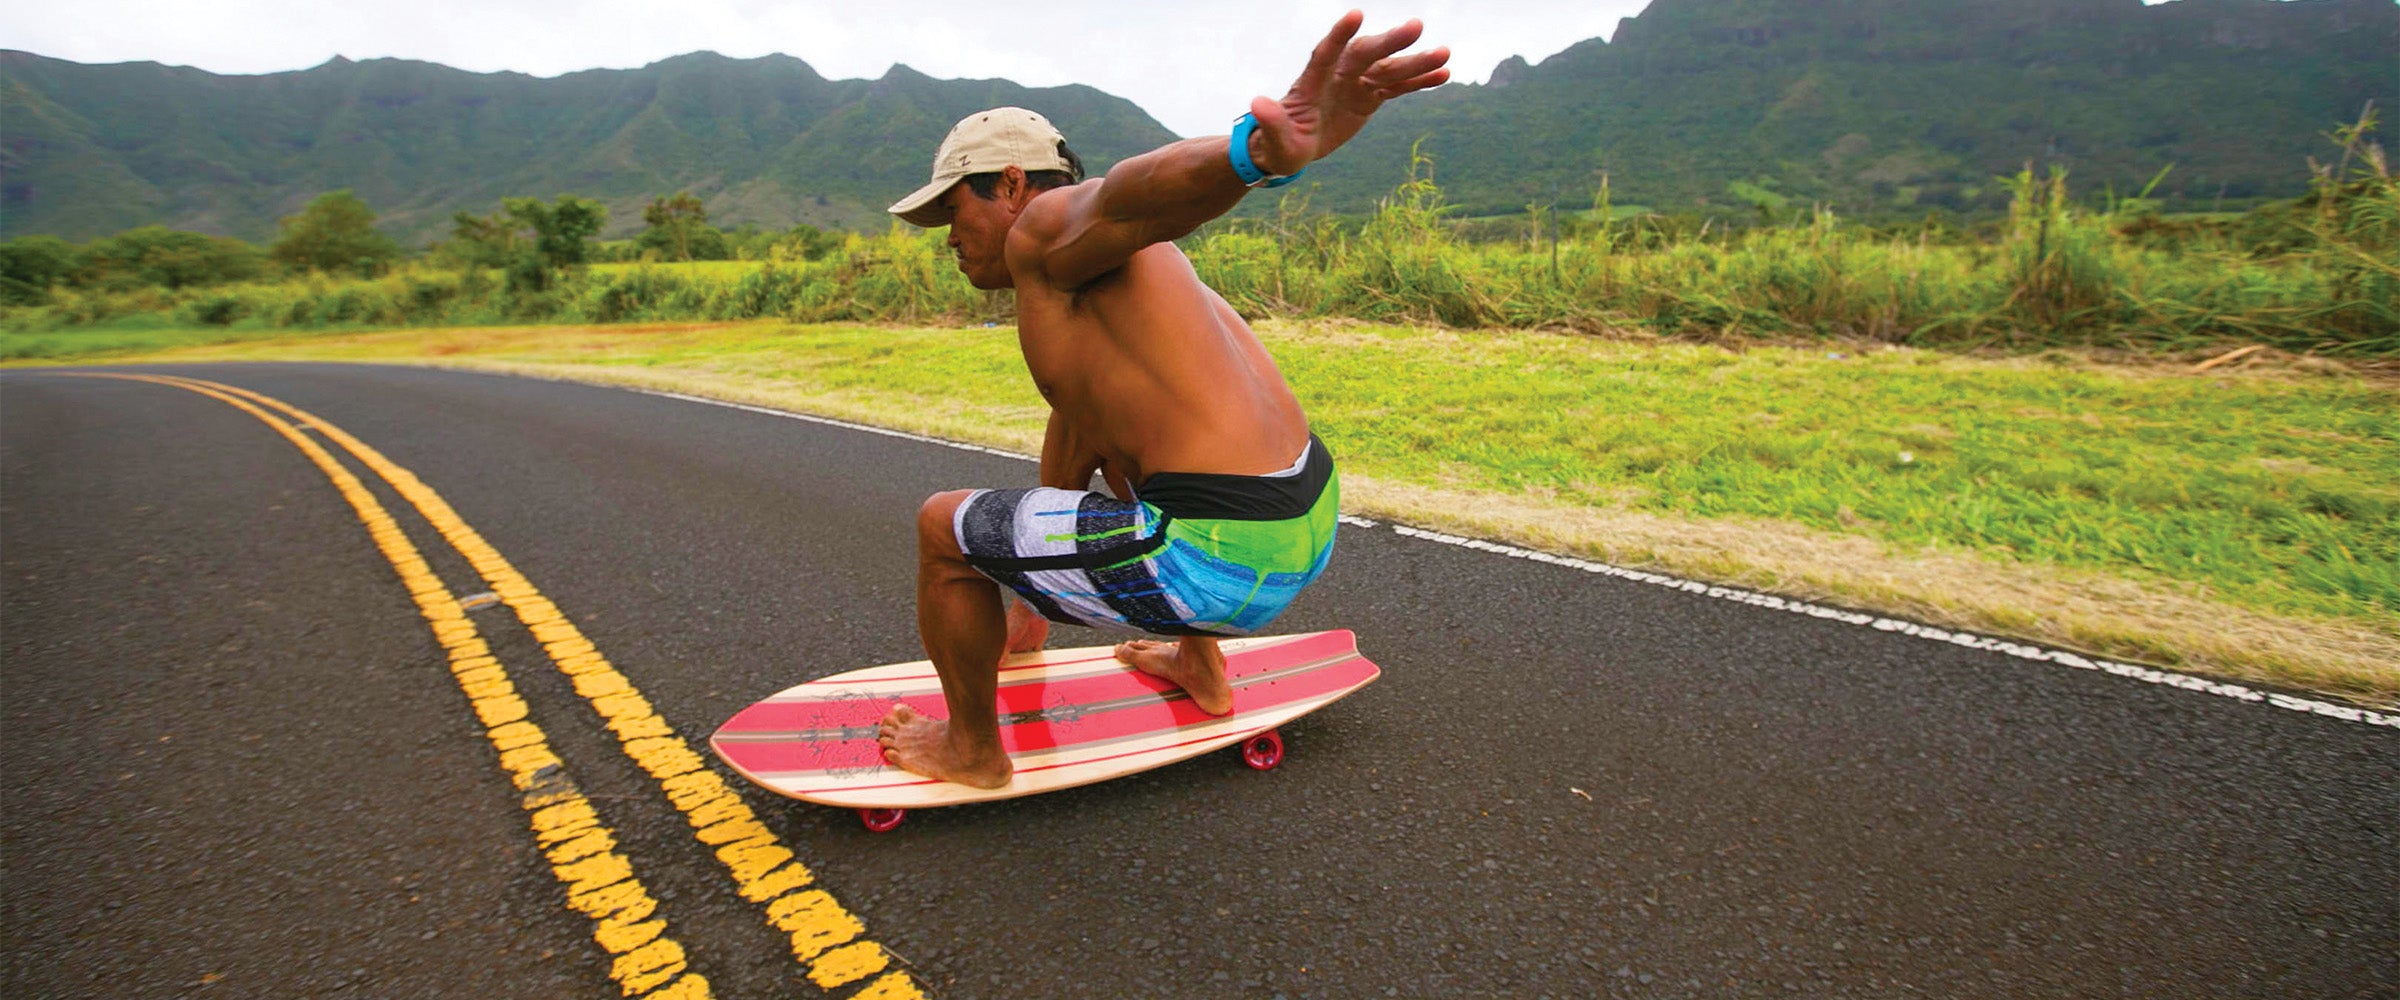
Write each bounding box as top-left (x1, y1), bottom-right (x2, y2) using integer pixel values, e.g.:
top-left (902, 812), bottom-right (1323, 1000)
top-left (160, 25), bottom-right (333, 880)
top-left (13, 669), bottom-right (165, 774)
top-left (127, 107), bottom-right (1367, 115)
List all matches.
top-left (1004, 599), bottom-right (1049, 654)
top-left (1113, 638), bottom-right (1235, 715)
top-left (876, 704), bottom-right (1012, 788)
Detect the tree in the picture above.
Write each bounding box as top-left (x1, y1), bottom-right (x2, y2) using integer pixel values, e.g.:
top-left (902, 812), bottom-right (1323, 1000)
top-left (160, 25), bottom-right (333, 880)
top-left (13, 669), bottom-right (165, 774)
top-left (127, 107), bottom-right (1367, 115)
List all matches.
top-left (508, 195), bottom-right (607, 271)
top-left (640, 191), bottom-right (710, 262)
top-left (445, 209), bottom-right (522, 269)
top-left (777, 224), bottom-right (845, 262)
top-left (270, 190), bottom-right (400, 276)
top-left (0, 235), bottom-right (76, 305)
top-left (448, 195), bottom-right (608, 291)
top-left (76, 227), bottom-right (265, 291)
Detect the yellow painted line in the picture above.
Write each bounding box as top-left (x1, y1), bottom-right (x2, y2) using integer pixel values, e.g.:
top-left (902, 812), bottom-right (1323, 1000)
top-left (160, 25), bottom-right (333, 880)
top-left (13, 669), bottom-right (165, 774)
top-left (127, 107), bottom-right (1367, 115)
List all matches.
top-left (147, 374), bottom-right (924, 998)
top-left (83, 373), bottom-right (711, 999)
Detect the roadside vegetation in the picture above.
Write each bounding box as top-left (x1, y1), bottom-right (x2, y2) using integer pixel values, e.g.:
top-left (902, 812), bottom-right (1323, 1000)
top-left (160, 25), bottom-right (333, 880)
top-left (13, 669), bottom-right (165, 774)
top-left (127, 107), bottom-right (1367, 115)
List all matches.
top-left (5, 117), bottom-right (2393, 360)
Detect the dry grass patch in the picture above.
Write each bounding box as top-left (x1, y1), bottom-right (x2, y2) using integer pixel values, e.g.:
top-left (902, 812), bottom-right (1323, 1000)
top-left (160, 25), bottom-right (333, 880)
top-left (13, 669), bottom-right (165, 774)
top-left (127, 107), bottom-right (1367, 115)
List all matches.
top-left (1343, 475), bottom-right (2399, 704)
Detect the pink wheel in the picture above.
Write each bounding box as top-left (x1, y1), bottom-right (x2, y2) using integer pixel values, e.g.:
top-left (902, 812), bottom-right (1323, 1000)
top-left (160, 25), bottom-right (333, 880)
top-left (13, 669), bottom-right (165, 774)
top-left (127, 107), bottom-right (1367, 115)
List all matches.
top-left (1240, 730), bottom-right (1285, 771)
top-left (858, 808), bottom-right (906, 832)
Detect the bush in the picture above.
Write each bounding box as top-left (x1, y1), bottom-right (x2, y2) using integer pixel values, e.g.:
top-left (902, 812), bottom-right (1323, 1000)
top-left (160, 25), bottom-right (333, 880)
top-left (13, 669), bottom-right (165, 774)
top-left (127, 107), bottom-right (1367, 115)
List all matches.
top-left (4, 120), bottom-right (2390, 357)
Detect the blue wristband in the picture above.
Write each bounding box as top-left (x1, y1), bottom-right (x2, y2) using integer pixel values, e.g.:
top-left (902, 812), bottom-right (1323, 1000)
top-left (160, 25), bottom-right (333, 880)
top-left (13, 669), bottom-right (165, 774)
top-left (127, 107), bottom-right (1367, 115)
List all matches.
top-left (1229, 113), bottom-right (1305, 188)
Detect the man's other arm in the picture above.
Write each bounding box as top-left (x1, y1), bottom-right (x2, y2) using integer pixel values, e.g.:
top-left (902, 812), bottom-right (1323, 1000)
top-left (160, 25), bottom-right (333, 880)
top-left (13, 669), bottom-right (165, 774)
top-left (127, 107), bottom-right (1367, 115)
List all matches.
top-left (1018, 13), bottom-right (1449, 290)
top-left (1038, 409), bottom-right (1131, 499)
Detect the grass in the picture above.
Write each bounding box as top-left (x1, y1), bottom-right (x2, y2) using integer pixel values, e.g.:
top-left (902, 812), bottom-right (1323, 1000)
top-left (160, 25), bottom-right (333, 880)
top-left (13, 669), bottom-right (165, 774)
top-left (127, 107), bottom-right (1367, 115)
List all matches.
top-left (11, 160), bottom-right (2394, 358)
top-left (19, 318), bottom-right (2394, 704)
top-left (0, 321), bottom-right (385, 360)
top-left (590, 260), bottom-right (763, 280)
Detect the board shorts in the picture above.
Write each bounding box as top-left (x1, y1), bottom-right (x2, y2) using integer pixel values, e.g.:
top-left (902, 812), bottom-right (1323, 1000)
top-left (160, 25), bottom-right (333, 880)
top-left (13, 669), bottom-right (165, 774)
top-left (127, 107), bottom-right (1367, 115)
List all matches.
top-left (953, 435), bottom-right (1339, 637)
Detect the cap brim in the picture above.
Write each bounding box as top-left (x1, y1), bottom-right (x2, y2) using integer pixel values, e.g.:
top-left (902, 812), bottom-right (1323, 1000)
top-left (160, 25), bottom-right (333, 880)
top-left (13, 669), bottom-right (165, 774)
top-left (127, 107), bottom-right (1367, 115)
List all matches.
top-left (887, 176), bottom-right (960, 228)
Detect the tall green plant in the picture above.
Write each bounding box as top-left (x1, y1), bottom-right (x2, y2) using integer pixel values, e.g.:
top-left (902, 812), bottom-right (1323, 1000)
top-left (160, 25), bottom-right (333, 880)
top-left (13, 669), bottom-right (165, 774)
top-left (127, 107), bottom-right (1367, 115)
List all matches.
top-left (2000, 165), bottom-right (2124, 337)
top-left (2303, 105), bottom-right (2398, 350)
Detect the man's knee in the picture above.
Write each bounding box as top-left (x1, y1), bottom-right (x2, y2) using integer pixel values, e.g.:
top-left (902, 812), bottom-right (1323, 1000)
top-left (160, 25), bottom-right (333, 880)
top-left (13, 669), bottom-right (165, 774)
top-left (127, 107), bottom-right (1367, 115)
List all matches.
top-left (917, 490), bottom-right (976, 555)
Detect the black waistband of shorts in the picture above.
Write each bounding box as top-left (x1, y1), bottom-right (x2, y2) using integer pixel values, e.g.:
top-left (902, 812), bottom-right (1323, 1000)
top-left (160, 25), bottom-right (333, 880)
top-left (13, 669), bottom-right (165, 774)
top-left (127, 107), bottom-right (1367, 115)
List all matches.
top-left (1134, 434), bottom-right (1332, 522)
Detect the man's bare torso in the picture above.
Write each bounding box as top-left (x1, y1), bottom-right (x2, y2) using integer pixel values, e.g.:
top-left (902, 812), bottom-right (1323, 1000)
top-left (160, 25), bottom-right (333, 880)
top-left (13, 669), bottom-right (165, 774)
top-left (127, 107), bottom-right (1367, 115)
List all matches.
top-left (1007, 214), bottom-right (1309, 489)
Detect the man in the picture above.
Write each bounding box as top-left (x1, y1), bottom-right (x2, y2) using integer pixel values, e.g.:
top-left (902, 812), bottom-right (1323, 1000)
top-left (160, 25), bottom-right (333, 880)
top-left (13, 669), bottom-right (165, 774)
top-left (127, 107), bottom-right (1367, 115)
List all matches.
top-left (876, 12), bottom-right (1450, 788)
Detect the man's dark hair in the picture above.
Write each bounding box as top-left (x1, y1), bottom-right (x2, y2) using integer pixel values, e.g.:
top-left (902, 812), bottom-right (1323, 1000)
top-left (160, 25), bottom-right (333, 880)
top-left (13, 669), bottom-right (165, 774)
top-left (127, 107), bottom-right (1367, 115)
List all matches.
top-left (963, 140), bottom-right (1085, 200)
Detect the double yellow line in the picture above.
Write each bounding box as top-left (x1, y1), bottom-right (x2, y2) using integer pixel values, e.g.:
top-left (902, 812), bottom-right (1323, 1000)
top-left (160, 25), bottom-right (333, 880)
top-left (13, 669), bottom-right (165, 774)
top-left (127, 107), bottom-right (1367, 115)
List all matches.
top-left (88, 373), bottom-right (922, 999)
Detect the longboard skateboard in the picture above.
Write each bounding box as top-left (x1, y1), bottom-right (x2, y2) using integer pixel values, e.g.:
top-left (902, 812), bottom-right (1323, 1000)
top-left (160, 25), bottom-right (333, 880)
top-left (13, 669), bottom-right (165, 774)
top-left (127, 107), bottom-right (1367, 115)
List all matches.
top-left (710, 629), bottom-right (1379, 831)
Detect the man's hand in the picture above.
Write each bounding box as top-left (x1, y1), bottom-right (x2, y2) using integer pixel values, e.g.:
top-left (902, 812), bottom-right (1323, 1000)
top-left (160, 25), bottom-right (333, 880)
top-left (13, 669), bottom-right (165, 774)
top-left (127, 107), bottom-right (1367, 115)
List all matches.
top-left (1248, 11), bottom-right (1451, 177)
top-left (1020, 12), bottom-right (1446, 287)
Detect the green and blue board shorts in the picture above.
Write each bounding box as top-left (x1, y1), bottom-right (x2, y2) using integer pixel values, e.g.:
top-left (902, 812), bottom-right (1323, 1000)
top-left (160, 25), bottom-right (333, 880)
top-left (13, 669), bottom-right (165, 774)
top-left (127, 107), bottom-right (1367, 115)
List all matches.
top-left (953, 435), bottom-right (1338, 637)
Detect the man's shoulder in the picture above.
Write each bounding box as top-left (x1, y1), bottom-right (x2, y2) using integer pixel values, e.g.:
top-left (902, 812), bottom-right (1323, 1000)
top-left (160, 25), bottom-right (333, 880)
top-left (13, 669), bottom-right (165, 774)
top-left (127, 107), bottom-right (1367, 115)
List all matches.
top-left (1004, 180), bottom-right (1106, 291)
top-left (1007, 181), bottom-right (1097, 245)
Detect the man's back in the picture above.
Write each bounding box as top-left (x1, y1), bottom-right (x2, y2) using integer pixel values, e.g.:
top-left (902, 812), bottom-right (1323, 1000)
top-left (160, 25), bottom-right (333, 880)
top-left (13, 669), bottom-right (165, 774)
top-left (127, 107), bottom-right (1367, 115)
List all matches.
top-left (1006, 205), bottom-right (1310, 487)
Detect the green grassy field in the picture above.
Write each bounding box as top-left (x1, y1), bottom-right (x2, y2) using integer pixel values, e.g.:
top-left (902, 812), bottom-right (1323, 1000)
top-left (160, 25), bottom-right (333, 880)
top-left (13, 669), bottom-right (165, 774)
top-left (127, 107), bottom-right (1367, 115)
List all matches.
top-left (12, 164), bottom-right (2394, 359)
top-left (590, 260), bottom-right (761, 280)
top-left (16, 318), bottom-right (2392, 702)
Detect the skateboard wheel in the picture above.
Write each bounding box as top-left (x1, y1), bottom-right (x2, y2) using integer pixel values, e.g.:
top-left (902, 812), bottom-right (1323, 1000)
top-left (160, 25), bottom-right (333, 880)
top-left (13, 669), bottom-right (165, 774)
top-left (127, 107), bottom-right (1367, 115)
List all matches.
top-left (858, 808), bottom-right (907, 832)
top-left (1240, 730), bottom-right (1284, 771)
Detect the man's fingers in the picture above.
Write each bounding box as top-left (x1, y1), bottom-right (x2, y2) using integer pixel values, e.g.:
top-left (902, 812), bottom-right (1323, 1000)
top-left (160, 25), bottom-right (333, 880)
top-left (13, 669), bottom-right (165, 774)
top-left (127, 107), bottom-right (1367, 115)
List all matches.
top-left (1302, 10), bottom-right (1366, 83)
top-left (1248, 95), bottom-right (1308, 172)
top-left (1376, 68), bottom-right (1452, 100)
top-left (1250, 94), bottom-right (1293, 132)
top-left (1364, 48), bottom-right (1451, 87)
top-left (1345, 17), bottom-right (1426, 69)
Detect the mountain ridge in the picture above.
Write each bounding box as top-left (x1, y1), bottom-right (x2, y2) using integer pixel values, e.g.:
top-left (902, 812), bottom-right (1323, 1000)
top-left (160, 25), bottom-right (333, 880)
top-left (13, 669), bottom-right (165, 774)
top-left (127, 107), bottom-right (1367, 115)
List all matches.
top-left (0, 48), bottom-right (1178, 243)
top-left (4, 0), bottom-right (2392, 243)
top-left (1316, 0), bottom-right (2397, 216)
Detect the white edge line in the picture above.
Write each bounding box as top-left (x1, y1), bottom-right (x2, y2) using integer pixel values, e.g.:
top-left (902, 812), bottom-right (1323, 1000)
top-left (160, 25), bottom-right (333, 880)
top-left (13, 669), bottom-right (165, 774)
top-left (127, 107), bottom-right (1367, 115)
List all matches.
top-left (628, 385), bottom-right (2396, 732)
top-left (637, 388), bottom-right (1039, 462)
top-left (1386, 524), bottom-right (2397, 731)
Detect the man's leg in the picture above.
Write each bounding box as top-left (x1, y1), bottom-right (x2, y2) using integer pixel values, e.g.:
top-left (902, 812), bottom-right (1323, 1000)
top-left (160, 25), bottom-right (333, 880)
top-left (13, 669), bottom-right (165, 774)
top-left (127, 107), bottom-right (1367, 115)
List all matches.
top-left (876, 490), bottom-right (1013, 788)
top-left (1111, 636), bottom-right (1234, 715)
top-left (1004, 595), bottom-right (1050, 653)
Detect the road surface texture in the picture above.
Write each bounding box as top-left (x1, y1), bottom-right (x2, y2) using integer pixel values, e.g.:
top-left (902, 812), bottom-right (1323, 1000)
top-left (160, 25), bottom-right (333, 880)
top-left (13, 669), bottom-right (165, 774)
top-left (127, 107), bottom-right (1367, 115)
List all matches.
top-left (4, 363), bottom-right (2392, 999)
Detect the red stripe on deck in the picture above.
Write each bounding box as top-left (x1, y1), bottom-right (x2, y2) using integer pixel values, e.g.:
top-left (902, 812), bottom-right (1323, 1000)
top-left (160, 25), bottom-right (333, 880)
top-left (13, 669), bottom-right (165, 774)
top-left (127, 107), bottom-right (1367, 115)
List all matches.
top-left (715, 631), bottom-right (1353, 735)
top-left (715, 652), bottom-right (1375, 779)
top-left (798, 650), bottom-right (1122, 685)
top-left (822, 727), bottom-right (1276, 795)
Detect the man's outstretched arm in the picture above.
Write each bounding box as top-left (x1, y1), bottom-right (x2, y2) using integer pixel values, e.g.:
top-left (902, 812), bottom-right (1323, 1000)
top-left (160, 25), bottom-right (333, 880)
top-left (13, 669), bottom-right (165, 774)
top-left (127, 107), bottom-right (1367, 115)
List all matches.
top-left (1022, 11), bottom-right (1449, 289)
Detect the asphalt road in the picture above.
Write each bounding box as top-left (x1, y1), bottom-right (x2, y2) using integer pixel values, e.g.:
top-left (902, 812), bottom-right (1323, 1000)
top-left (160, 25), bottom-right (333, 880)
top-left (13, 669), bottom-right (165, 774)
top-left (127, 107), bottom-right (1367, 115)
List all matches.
top-left (3, 362), bottom-right (2393, 1000)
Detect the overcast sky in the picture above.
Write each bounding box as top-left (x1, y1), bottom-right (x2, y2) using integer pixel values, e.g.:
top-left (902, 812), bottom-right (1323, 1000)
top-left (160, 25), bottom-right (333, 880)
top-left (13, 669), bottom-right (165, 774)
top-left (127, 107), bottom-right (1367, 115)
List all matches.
top-left (4, 1), bottom-right (1660, 137)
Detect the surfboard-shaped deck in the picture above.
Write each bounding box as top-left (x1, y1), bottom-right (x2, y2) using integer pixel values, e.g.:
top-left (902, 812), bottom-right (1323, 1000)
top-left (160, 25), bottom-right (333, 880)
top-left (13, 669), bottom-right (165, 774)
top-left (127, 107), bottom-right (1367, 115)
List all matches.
top-left (710, 630), bottom-right (1378, 809)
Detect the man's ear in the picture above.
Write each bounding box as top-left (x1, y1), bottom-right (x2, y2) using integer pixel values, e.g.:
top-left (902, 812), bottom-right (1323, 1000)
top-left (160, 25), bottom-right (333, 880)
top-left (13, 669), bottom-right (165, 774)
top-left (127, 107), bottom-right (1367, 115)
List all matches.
top-left (1002, 165), bottom-right (1033, 210)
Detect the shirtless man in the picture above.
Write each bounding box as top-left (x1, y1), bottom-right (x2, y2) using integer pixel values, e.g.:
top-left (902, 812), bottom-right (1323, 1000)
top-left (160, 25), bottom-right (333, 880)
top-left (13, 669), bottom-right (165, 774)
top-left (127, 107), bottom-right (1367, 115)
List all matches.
top-left (875, 12), bottom-right (1450, 788)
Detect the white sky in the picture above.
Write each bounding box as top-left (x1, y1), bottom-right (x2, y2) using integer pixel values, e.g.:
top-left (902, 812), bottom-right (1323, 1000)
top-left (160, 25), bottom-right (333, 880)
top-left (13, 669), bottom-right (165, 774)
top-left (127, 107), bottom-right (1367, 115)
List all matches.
top-left (2, 2), bottom-right (1655, 137)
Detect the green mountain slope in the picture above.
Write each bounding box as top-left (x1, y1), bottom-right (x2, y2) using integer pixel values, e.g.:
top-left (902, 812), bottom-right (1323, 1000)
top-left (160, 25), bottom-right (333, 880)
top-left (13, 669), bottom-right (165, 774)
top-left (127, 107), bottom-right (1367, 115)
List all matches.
top-left (3, 0), bottom-right (2391, 242)
top-left (1312, 0), bottom-right (2398, 217)
top-left (0, 51), bottom-right (1178, 244)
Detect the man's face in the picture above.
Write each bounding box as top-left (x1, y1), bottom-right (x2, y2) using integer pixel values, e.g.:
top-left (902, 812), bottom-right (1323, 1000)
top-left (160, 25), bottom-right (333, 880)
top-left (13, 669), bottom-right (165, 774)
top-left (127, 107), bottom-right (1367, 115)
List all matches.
top-left (942, 182), bottom-right (1016, 290)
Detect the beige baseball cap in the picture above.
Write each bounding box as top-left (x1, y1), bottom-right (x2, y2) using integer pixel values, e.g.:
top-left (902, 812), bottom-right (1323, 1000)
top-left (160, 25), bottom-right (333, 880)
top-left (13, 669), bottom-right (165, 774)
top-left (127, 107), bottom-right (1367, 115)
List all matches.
top-left (887, 107), bottom-right (1076, 227)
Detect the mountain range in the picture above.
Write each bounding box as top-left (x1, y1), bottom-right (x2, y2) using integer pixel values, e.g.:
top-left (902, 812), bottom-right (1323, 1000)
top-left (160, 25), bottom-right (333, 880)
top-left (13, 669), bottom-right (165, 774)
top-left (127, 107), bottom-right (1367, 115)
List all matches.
top-left (3, 0), bottom-right (2393, 244)
top-left (1333, 0), bottom-right (2399, 217)
top-left (0, 51), bottom-right (1176, 244)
